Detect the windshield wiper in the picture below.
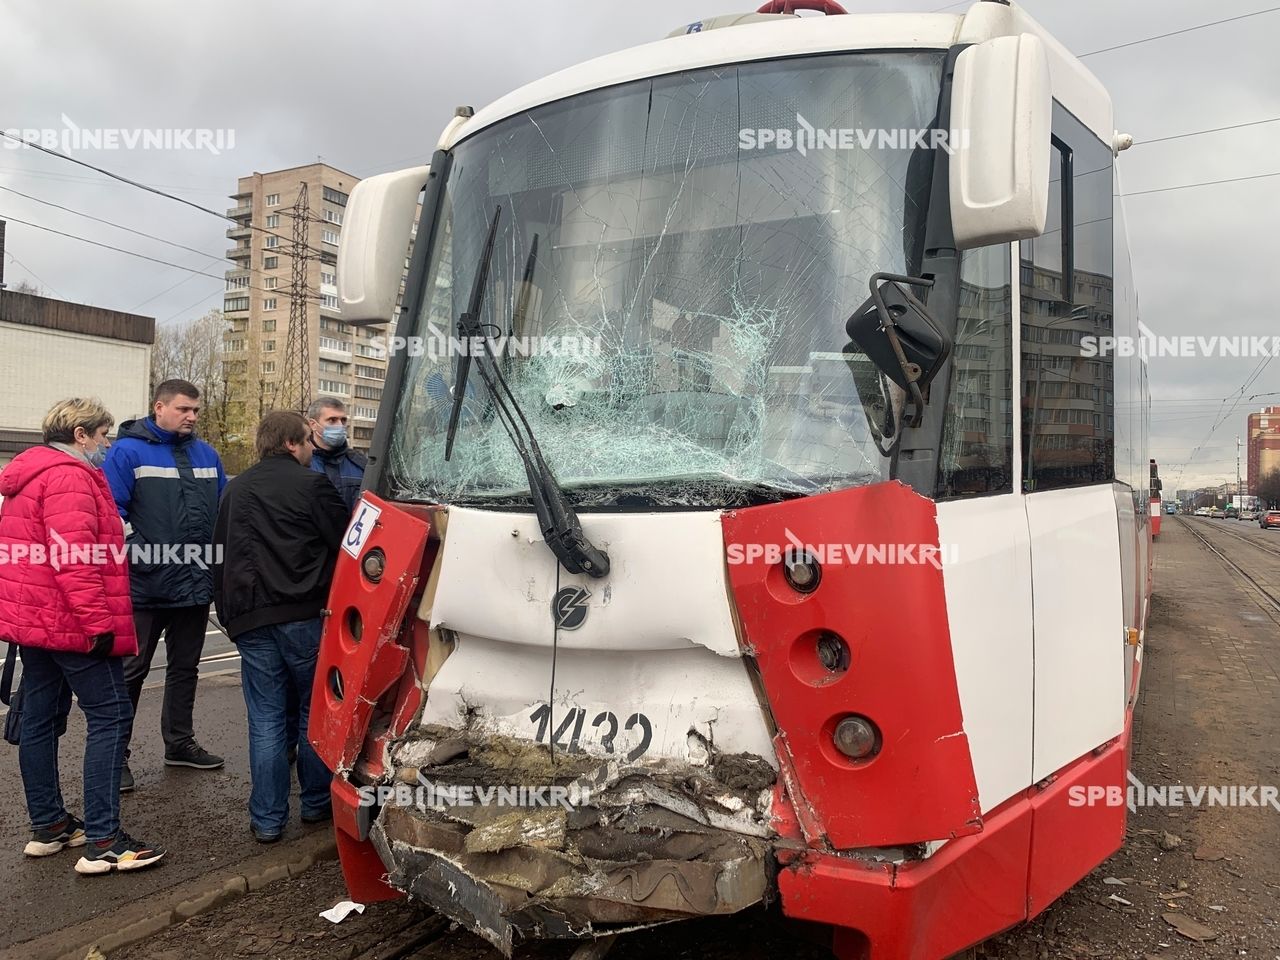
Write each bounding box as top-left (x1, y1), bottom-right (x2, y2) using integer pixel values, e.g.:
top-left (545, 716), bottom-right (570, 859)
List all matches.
top-left (442, 207), bottom-right (611, 579)
top-left (444, 206), bottom-right (503, 460)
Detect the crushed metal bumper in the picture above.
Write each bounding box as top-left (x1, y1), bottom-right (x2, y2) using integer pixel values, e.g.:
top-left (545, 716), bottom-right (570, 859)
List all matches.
top-left (367, 730), bottom-right (777, 955)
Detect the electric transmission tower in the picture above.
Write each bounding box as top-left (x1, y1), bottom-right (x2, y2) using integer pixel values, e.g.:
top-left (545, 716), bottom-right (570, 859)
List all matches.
top-left (277, 182), bottom-right (321, 413)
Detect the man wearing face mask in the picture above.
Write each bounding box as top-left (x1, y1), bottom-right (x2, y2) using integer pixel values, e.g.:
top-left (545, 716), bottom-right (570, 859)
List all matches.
top-left (304, 398), bottom-right (365, 515)
top-left (212, 411), bottom-right (349, 842)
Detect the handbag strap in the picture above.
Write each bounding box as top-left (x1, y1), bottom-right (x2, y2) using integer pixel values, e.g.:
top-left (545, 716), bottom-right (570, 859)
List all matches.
top-left (0, 643), bottom-right (16, 707)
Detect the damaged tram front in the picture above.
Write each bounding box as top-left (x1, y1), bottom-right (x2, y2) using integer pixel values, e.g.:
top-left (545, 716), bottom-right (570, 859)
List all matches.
top-left (311, 3), bottom-right (1152, 958)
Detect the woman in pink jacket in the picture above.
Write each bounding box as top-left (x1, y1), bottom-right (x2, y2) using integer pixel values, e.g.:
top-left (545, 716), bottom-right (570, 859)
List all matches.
top-left (0, 399), bottom-right (164, 873)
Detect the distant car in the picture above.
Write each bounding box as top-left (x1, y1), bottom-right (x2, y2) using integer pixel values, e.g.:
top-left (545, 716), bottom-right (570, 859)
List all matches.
top-left (1261, 510), bottom-right (1280, 530)
top-left (1209, 507), bottom-right (1227, 518)
top-left (1195, 507), bottom-right (1211, 516)
top-left (1239, 509), bottom-right (1258, 521)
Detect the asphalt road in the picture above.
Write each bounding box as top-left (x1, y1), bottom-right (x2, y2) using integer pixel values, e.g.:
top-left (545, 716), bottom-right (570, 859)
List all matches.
top-left (0, 663), bottom-right (282, 953)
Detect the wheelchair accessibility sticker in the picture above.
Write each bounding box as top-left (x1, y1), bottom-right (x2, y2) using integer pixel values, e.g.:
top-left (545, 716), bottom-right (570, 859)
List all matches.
top-left (342, 500), bottom-right (382, 559)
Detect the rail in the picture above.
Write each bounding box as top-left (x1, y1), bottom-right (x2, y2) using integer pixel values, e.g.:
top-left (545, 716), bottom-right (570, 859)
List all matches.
top-left (1177, 516), bottom-right (1280, 617)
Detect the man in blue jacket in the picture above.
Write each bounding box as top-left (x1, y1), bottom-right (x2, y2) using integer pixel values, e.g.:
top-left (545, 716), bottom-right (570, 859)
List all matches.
top-left (103, 379), bottom-right (227, 791)
top-left (305, 397), bottom-right (365, 514)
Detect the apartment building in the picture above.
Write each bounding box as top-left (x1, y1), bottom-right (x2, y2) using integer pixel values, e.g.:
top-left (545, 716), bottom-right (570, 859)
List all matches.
top-left (224, 163), bottom-right (387, 449)
top-left (1247, 406), bottom-right (1280, 494)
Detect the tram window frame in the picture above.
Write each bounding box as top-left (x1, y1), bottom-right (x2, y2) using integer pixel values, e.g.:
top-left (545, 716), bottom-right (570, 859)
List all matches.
top-left (1024, 137), bottom-right (1073, 304)
top-left (1019, 105), bottom-right (1115, 495)
top-left (934, 241), bottom-right (1014, 500)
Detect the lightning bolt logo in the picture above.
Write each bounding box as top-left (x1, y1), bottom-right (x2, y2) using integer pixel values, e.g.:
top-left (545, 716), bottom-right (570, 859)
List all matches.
top-left (551, 585), bottom-right (591, 631)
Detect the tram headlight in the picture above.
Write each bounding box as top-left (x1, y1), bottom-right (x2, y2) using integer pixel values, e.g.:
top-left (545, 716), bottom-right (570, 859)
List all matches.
top-left (362, 547), bottom-right (386, 582)
top-left (833, 715), bottom-right (880, 761)
top-left (783, 549), bottom-right (821, 593)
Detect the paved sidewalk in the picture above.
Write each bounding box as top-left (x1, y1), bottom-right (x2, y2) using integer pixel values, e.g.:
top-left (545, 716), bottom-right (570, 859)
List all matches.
top-left (0, 673), bottom-right (332, 958)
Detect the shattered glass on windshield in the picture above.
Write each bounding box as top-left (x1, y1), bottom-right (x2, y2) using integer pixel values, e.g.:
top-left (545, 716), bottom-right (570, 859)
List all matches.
top-left (389, 52), bottom-right (946, 507)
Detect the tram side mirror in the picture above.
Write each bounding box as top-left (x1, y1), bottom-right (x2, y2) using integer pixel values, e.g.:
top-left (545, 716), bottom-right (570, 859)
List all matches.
top-left (337, 165), bottom-right (430, 326)
top-left (949, 33), bottom-right (1052, 249)
top-left (845, 275), bottom-right (951, 394)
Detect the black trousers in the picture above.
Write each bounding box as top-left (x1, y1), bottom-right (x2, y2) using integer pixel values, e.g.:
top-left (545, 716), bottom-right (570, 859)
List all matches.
top-left (123, 604), bottom-right (210, 754)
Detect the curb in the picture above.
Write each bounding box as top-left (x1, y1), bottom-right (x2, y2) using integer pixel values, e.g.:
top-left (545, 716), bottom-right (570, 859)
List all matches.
top-left (13, 831), bottom-right (338, 960)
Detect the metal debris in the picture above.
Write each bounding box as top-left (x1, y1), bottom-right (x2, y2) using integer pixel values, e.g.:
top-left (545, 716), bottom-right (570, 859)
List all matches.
top-left (372, 728), bottom-right (777, 957)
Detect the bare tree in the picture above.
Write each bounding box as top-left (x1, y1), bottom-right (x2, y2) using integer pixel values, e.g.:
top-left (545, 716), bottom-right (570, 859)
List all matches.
top-left (7, 279), bottom-right (44, 295)
top-left (150, 309), bottom-right (225, 394)
top-left (150, 309), bottom-right (241, 454)
top-left (1256, 470), bottom-right (1280, 509)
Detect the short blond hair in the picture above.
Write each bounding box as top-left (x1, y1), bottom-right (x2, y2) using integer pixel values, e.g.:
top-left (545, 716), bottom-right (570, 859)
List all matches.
top-left (41, 398), bottom-right (114, 444)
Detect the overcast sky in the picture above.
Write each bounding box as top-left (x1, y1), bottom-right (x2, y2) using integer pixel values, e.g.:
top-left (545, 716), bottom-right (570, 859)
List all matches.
top-left (2, 0), bottom-right (1277, 490)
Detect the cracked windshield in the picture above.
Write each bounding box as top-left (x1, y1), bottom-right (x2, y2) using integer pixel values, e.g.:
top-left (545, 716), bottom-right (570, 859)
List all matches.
top-left (388, 51), bottom-right (946, 507)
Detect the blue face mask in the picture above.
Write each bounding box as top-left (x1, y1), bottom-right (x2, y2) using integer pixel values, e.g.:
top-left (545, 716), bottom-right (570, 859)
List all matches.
top-left (85, 443), bottom-right (108, 468)
top-left (321, 425), bottom-right (348, 447)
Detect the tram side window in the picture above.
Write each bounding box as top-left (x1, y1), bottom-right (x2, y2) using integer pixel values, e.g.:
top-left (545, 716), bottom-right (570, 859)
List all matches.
top-left (1020, 108), bottom-right (1115, 493)
top-left (936, 242), bottom-right (1013, 498)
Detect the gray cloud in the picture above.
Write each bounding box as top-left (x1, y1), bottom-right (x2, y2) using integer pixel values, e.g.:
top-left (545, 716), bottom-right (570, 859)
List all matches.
top-left (2, 0), bottom-right (1275, 489)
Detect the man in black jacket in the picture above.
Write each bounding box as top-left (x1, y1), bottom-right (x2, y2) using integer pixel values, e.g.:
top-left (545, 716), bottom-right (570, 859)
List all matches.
top-left (212, 411), bottom-right (349, 843)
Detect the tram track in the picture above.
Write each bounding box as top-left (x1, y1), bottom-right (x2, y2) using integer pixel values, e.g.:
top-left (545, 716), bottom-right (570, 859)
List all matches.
top-left (1186, 515), bottom-right (1280, 560)
top-left (1177, 516), bottom-right (1280, 619)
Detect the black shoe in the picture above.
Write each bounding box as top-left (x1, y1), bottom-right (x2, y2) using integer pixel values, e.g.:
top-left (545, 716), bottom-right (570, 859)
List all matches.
top-left (164, 741), bottom-right (224, 770)
top-left (251, 827), bottom-right (282, 844)
top-left (74, 830), bottom-right (165, 874)
top-left (301, 807), bottom-right (332, 825)
top-left (24, 815), bottom-right (86, 857)
top-left (119, 763), bottom-right (135, 793)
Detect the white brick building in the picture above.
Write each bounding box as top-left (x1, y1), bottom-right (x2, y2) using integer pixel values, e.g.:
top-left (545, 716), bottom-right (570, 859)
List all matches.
top-left (0, 290), bottom-right (153, 467)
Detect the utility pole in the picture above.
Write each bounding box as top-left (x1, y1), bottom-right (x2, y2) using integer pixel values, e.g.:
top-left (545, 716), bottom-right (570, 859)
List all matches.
top-left (277, 183), bottom-right (319, 413)
top-left (1237, 435), bottom-right (1243, 503)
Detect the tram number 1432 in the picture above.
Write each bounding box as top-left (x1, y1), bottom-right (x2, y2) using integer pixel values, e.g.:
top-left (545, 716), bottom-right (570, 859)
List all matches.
top-left (528, 703), bottom-right (653, 761)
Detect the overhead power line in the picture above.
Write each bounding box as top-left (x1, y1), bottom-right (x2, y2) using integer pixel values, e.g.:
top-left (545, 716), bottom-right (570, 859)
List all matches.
top-left (3, 249), bottom-right (66, 299)
top-left (1121, 170), bottom-right (1280, 198)
top-left (0, 183), bottom-right (224, 261)
top-left (0, 180), bottom-right (246, 316)
top-left (0, 129), bottom-right (327, 258)
top-left (158, 287), bottom-right (226, 327)
top-left (1136, 116), bottom-right (1280, 147)
top-left (130, 269), bottom-right (218, 314)
top-left (0, 163), bottom-right (229, 195)
top-left (1077, 5), bottom-right (1280, 57)
top-left (0, 130), bottom-right (233, 219)
top-left (0, 213), bottom-right (281, 297)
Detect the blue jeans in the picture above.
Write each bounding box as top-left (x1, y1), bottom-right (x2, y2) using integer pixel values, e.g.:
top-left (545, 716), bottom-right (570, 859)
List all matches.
top-left (18, 647), bottom-right (132, 842)
top-left (235, 619), bottom-right (331, 834)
